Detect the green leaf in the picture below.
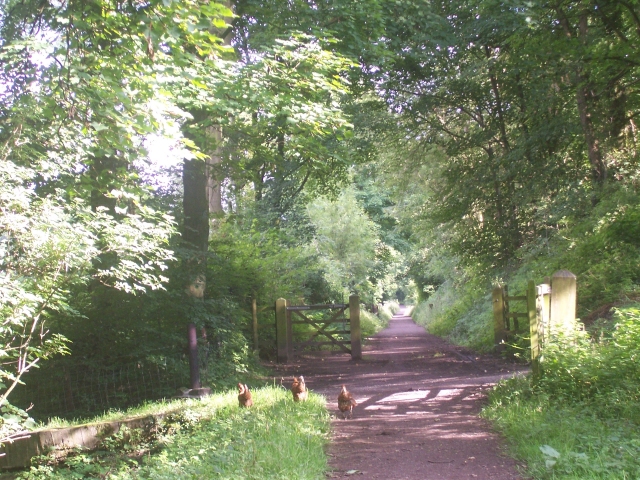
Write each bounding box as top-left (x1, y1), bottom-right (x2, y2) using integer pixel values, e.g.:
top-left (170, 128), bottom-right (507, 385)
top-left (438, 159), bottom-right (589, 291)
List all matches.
top-left (90, 122), bottom-right (108, 132)
top-left (539, 445), bottom-right (560, 458)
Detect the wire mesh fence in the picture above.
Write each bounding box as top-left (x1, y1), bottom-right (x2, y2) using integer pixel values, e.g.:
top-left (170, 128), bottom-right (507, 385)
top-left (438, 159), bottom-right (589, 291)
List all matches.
top-left (9, 329), bottom-right (255, 422)
top-left (12, 357), bottom-right (189, 421)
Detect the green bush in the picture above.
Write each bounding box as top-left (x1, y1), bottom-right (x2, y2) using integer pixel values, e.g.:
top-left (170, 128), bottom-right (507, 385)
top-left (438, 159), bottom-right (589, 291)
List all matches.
top-left (483, 375), bottom-right (640, 479)
top-left (360, 309), bottom-right (388, 338)
top-left (411, 279), bottom-right (495, 351)
top-left (377, 300), bottom-right (400, 324)
top-left (537, 304), bottom-right (640, 420)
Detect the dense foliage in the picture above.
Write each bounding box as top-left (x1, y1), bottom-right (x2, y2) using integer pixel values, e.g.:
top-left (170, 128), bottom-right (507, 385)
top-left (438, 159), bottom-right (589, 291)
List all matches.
top-left (0, 0), bottom-right (408, 431)
top-left (2, 0), bottom-right (640, 477)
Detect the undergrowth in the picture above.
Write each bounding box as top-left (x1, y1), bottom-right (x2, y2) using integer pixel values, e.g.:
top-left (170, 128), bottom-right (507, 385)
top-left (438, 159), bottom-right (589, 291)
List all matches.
top-left (411, 280), bottom-right (494, 351)
top-left (376, 301), bottom-right (400, 325)
top-left (360, 309), bottom-right (389, 338)
top-left (482, 304), bottom-right (640, 479)
top-left (412, 186), bottom-right (640, 353)
top-left (19, 385), bottom-right (330, 480)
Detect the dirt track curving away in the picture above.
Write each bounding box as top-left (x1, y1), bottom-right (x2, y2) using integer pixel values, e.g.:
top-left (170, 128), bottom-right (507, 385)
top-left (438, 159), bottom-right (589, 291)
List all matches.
top-left (273, 307), bottom-right (529, 479)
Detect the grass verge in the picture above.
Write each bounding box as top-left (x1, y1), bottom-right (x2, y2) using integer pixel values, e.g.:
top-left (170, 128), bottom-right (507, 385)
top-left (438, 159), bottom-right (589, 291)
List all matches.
top-left (19, 386), bottom-right (330, 479)
top-left (482, 376), bottom-right (640, 479)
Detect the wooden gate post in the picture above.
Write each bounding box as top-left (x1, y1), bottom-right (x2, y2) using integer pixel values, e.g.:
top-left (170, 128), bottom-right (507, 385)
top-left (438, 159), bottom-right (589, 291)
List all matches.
top-left (550, 270), bottom-right (577, 338)
top-left (536, 282), bottom-right (551, 348)
top-left (526, 281), bottom-right (540, 376)
top-left (492, 286), bottom-right (506, 352)
top-left (275, 298), bottom-right (290, 363)
top-left (349, 295), bottom-right (362, 360)
top-left (286, 304), bottom-right (293, 361)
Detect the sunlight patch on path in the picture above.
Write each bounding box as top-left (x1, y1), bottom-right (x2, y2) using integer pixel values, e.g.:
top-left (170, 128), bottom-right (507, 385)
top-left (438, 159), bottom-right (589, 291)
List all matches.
top-left (427, 388), bottom-right (463, 401)
top-left (379, 390), bottom-right (430, 403)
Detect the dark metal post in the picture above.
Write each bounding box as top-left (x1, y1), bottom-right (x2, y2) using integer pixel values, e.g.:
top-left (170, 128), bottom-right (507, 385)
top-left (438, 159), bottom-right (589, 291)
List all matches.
top-left (188, 323), bottom-right (201, 389)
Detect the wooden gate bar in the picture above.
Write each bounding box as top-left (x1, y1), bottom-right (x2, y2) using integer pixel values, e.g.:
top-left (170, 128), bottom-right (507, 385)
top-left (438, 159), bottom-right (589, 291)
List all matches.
top-left (287, 304), bottom-right (348, 311)
top-left (291, 306), bottom-right (347, 325)
top-left (292, 310), bottom-right (351, 354)
top-left (291, 320), bottom-right (346, 324)
top-left (276, 297), bottom-right (361, 361)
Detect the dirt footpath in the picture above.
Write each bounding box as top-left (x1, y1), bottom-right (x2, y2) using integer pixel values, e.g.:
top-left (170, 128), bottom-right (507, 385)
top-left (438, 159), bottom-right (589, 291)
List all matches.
top-left (274, 307), bottom-right (528, 480)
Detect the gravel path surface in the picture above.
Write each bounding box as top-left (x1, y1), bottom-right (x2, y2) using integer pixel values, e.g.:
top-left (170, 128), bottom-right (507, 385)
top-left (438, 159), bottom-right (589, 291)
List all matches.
top-left (273, 307), bottom-right (529, 479)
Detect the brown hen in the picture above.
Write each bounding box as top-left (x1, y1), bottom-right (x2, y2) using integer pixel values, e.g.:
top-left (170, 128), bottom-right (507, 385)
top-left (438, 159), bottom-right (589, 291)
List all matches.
top-left (237, 383), bottom-right (253, 407)
top-left (291, 376), bottom-right (308, 402)
top-left (338, 385), bottom-right (357, 419)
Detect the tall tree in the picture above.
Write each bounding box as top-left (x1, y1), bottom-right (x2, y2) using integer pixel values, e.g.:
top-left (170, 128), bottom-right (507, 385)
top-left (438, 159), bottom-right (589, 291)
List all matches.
top-left (0, 0), bottom-right (233, 420)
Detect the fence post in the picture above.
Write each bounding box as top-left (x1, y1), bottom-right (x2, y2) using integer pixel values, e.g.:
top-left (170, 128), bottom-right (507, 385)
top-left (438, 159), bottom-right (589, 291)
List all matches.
top-left (286, 304), bottom-right (293, 361)
top-left (187, 323), bottom-right (200, 389)
top-left (349, 295), bottom-right (362, 360)
top-left (536, 282), bottom-right (551, 348)
top-left (527, 280), bottom-right (540, 376)
top-left (275, 298), bottom-right (289, 363)
top-left (550, 270), bottom-right (577, 338)
top-left (492, 286), bottom-right (506, 352)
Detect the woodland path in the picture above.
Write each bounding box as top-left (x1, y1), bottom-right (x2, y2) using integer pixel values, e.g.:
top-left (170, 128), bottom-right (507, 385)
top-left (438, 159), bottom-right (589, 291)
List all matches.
top-left (274, 307), bottom-right (529, 480)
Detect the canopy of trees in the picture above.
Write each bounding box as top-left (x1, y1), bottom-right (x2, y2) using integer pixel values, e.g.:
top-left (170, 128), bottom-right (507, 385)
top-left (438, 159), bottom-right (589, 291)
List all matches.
top-left (1, 0), bottom-right (639, 450)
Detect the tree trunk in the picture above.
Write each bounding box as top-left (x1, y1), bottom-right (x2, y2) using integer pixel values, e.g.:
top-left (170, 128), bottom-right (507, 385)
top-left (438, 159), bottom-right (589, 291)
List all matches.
top-left (182, 156), bottom-right (210, 252)
top-left (206, 125), bottom-right (224, 215)
top-left (182, 1), bottom-right (234, 301)
top-left (558, 9), bottom-right (606, 184)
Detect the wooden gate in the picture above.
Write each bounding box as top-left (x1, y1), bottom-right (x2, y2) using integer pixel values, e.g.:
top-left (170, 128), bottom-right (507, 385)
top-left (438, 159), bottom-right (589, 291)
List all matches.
top-left (492, 282), bottom-right (538, 352)
top-left (493, 270), bottom-right (577, 376)
top-left (275, 295), bottom-right (361, 363)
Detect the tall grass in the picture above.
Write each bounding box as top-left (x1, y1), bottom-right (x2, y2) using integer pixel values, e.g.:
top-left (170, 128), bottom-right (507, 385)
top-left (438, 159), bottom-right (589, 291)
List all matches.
top-left (360, 309), bottom-right (387, 338)
top-left (411, 280), bottom-right (494, 351)
top-left (377, 300), bottom-right (400, 324)
top-left (20, 386), bottom-right (330, 480)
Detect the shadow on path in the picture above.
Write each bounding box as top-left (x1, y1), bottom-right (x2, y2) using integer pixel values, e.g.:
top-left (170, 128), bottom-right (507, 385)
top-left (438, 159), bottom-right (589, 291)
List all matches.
top-left (273, 307), bottom-right (528, 480)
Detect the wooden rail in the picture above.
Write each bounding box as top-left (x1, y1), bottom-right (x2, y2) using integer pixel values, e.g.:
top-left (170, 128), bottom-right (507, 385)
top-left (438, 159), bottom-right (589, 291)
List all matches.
top-left (275, 296), bottom-right (361, 363)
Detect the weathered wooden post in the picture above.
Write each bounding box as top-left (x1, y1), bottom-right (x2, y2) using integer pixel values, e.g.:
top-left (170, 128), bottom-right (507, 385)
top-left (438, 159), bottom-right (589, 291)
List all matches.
top-left (527, 280), bottom-right (540, 376)
top-left (349, 295), bottom-right (362, 360)
top-left (286, 304), bottom-right (293, 361)
top-left (492, 286), bottom-right (506, 352)
top-left (536, 282), bottom-right (551, 348)
top-left (275, 298), bottom-right (289, 363)
top-left (549, 270), bottom-right (577, 338)
top-left (187, 322), bottom-right (201, 389)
